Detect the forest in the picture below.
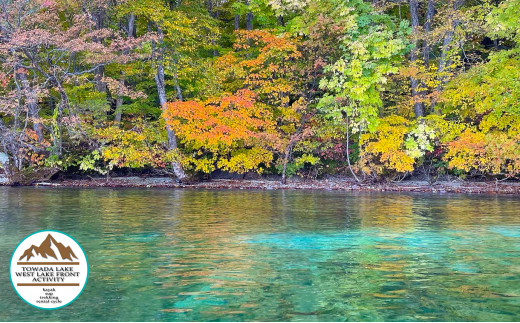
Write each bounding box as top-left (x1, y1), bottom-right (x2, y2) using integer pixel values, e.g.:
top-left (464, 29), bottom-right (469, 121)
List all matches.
top-left (0, 0), bottom-right (519, 184)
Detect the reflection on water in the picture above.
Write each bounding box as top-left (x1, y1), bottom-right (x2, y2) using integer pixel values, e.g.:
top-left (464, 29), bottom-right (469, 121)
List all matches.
top-left (0, 188), bottom-right (519, 321)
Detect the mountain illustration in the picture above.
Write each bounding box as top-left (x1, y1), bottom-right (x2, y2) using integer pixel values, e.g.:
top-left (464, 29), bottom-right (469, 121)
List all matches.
top-left (19, 234), bottom-right (78, 261)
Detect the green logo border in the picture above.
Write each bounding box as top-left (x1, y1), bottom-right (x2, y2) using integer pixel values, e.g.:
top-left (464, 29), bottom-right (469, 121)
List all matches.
top-left (9, 230), bottom-right (89, 310)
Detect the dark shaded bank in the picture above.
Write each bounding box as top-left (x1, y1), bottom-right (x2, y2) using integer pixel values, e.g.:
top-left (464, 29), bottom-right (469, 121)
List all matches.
top-left (13, 176), bottom-right (520, 195)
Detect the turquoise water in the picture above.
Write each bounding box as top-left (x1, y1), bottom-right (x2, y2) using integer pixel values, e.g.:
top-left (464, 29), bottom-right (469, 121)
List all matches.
top-left (0, 187), bottom-right (519, 321)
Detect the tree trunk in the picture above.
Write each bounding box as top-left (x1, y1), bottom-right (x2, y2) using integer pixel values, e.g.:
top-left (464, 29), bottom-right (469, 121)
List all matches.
top-left (431, 0), bottom-right (465, 111)
top-left (154, 39), bottom-right (188, 181)
top-left (234, 15), bottom-right (240, 30)
top-left (437, 24), bottom-right (458, 79)
top-left (95, 66), bottom-right (106, 93)
top-left (91, 8), bottom-right (107, 96)
top-left (114, 97), bottom-right (123, 124)
top-left (207, 0), bottom-right (219, 56)
top-left (277, 15), bottom-right (284, 26)
top-left (155, 63), bottom-right (167, 107)
top-left (0, 120), bottom-right (14, 179)
top-left (111, 14), bottom-right (135, 125)
top-left (15, 66), bottom-right (44, 142)
top-left (55, 85), bottom-right (69, 157)
top-left (408, 0), bottom-right (424, 118)
top-left (127, 14), bottom-right (135, 38)
top-left (173, 65), bottom-right (183, 101)
top-left (246, 12), bottom-right (253, 30)
top-left (420, 0), bottom-right (435, 112)
top-left (245, 0), bottom-right (253, 30)
top-left (345, 115), bottom-right (360, 183)
top-left (423, 0), bottom-right (435, 67)
top-left (0, 152), bottom-right (13, 182)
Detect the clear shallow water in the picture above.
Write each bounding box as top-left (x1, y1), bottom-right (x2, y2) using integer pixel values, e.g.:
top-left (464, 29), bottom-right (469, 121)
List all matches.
top-left (0, 187), bottom-right (519, 321)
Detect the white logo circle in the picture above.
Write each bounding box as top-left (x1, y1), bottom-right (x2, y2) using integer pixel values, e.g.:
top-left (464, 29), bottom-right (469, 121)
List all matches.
top-left (9, 230), bottom-right (89, 309)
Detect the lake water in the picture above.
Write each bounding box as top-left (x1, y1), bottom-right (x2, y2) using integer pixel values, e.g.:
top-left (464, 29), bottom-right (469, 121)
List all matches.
top-left (0, 187), bottom-right (519, 321)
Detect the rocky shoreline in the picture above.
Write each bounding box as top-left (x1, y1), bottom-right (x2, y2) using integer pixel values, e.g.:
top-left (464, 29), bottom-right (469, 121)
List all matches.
top-left (11, 176), bottom-right (520, 195)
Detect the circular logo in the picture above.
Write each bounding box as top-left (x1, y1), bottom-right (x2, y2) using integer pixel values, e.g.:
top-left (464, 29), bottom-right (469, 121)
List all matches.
top-left (9, 230), bottom-right (89, 309)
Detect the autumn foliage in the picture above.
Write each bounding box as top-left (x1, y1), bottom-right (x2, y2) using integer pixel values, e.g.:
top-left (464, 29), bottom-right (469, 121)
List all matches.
top-left (1, 0), bottom-right (520, 183)
top-left (163, 90), bottom-right (273, 173)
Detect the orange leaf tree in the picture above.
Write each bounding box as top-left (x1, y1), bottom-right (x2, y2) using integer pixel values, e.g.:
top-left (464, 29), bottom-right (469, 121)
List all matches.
top-left (163, 89), bottom-right (274, 174)
top-left (214, 30), bottom-right (319, 181)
